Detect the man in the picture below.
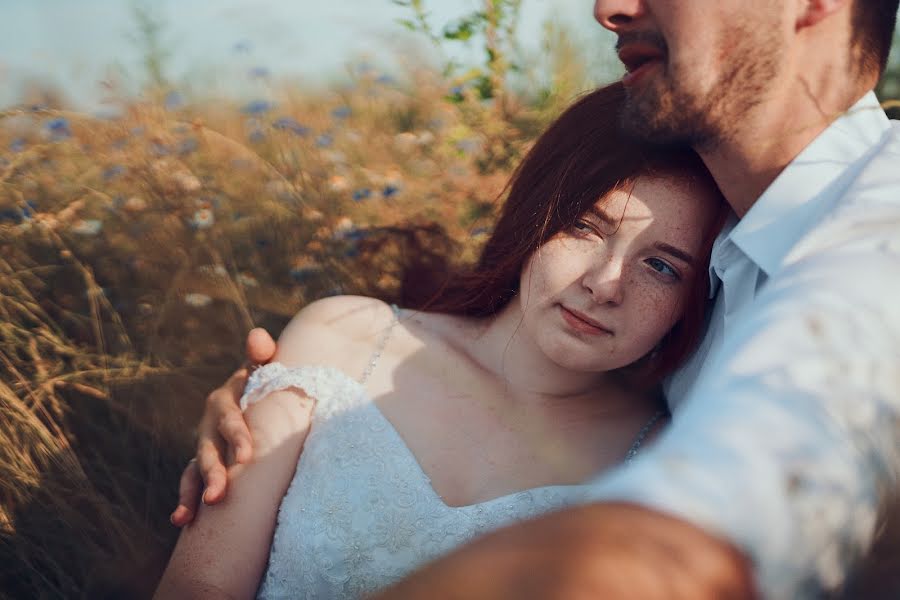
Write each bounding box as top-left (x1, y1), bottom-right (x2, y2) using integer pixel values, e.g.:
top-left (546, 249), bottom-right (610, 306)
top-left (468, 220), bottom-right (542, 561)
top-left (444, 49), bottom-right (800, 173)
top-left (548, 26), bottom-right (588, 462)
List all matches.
top-left (172, 1), bottom-right (900, 597)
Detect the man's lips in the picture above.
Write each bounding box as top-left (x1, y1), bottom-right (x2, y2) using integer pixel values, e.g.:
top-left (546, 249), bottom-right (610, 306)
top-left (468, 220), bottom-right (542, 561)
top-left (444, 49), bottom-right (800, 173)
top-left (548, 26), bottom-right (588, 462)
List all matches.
top-left (560, 306), bottom-right (614, 336)
top-left (617, 43), bottom-right (666, 73)
top-left (617, 43), bottom-right (665, 85)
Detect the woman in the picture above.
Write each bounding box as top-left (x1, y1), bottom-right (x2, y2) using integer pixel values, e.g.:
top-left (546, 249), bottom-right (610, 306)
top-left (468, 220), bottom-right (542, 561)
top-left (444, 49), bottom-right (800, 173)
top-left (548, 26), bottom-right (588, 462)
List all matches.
top-left (156, 81), bottom-right (727, 599)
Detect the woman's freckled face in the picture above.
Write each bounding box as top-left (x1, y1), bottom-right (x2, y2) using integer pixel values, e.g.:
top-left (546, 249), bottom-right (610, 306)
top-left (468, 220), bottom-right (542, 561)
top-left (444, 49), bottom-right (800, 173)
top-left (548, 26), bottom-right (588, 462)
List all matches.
top-left (518, 174), bottom-right (719, 373)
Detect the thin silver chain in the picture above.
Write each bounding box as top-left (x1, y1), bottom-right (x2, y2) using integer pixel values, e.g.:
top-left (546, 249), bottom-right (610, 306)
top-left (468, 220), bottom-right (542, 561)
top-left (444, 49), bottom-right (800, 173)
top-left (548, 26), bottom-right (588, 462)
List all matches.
top-left (359, 304), bottom-right (401, 385)
top-left (624, 409), bottom-right (669, 464)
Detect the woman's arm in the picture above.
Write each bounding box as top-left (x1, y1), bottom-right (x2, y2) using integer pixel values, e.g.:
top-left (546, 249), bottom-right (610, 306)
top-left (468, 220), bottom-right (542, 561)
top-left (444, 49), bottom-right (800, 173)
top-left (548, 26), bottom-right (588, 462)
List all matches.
top-left (155, 388), bottom-right (314, 599)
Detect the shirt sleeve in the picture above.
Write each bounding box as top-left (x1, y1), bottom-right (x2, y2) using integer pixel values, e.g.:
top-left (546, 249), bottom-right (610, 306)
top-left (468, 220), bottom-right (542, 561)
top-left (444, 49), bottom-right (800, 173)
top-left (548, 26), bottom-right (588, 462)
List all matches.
top-left (583, 135), bottom-right (900, 598)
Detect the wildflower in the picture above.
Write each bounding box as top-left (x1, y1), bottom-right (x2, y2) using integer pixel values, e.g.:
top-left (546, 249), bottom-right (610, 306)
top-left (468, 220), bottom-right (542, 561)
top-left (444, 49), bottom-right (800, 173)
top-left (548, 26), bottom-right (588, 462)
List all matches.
top-left (331, 106), bottom-right (351, 120)
top-left (290, 265), bottom-right (321, 284)
top-left (242, 100), bottom-right (273, 115)
top-left (190, 208), bottom-right (214, 229)
top-left (174, 171), bottom-right (202, 193)
top-left (333, 217), bottom-right (355, 238)
top-left (272, 117), bottom-right (310, 136)
top-left (0, 208), bottom-right (24, 224)
top-left (124, 196), bottom-right (147, 212)
top-left (233, 40), bottom-right (252, 53)
top-left (455, 138), bottom-right (483, 155)
top-left (178, 138), bottom-right (199, 155)
top-left (248, 129), bottom-right (266, 143)
top-left (315, 134), bottom-right (333, 148)
top-left (71, 219), bottom-right (103, 236)
top-left (352, 188), bottom-right (372, 202)
top-left (9, 138), bottom-right (25, 153)
top-left (151, 142), bottom-right (170, 156)
top-left (103, 164), bottom-right (126, 180)
top-left (375, 74), bottom-right (395, 85)
top-left (237, 273), bottom-right (259, 287)
top-left (44, 117), bottom-right (72, 141)
top-left (382, 185), bottom-right (400, 198)
top-left (471, 226), bottom-right (491, 238)
top-left (165, 91), bottom-right (185, 110)
top-left (328, 175), bottom-right (349, 192)
top-left (248, 66), bottom-right (270, 79)
top-left (184, 293), bottom-right (212, 307)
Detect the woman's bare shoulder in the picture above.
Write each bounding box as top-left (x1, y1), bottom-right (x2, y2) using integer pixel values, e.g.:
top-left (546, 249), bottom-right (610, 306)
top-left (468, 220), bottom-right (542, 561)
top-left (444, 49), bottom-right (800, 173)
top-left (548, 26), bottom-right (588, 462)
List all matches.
top-left (274, 295), bottom-right (398, 371)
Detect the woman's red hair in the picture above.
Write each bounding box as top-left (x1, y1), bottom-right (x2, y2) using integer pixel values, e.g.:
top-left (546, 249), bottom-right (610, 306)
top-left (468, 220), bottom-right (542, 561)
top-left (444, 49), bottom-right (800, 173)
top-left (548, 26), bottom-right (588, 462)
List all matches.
top-left (391, 81), bottom-right (727, 380)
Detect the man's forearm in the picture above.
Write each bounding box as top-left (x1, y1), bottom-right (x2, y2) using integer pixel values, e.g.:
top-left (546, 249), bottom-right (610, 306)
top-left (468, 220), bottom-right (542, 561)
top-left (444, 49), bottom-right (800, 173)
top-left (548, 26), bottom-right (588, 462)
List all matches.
top-left (373, 503), bottom-right (756, 600)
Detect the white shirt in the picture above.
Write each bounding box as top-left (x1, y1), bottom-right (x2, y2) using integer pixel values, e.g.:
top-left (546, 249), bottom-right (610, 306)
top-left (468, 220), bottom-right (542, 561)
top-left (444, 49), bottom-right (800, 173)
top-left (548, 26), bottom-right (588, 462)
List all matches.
top-left (585, 92), bottom-right (900, 599)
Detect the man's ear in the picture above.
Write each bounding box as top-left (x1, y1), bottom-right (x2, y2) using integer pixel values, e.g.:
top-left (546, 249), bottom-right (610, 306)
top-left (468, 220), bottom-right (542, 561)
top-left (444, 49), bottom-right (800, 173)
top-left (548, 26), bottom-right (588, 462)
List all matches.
top-left (795, 0), bottom-right (850, 29)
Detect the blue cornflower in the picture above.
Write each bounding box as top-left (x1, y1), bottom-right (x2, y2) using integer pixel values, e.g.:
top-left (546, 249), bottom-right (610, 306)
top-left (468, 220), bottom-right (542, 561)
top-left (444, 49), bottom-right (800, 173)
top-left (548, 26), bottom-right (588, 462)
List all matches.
top-left (248, 66), bottom-right (270, 79)
top-left (272, 117), bottom-right (310, 137)
top-left (352, 188), bottom-right (372, 202)
top-left (375, 74), bottom-right (396, 85)
top-left (382, 185), bottom-right (399, 198)
top-left (178, 138), bottom-right (199, 155)
top-left (103, 165), bottom-right (126, 180)
top-left (449, 85), bottom-right (464, 96)
top-left (315, 134), bottom-right (333, 148)
top-left (164, 91), bottom-right (185, 110)
top-left (10, 138), bottom-right (25, 153)
top-left (290, 266), bottom-right (319, 284)
top-left (241, 100), bottom-right (273, 115)
top-left (150, 142), bottom-right (170, 156)
top-left (0, 208), bottom-right (23, 224)
top-left (45, 117), bottom-right (71, 141)
top-left (248, 129), bottom-right (266, 143)
top-left (331, 106), bottom-right (351, 120)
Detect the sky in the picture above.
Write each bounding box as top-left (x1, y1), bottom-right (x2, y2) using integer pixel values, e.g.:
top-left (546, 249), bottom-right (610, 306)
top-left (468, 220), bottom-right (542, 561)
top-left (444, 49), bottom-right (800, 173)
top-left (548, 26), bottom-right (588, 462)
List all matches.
top-left (0, 0), bottom-right (619, 111)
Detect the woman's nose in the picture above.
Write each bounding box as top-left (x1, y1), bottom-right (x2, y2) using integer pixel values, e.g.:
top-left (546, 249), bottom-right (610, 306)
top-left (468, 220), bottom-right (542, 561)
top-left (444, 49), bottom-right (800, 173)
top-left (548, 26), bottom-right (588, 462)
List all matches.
top-left (581, 261), bottom-right (625, 306)
top-left (593, 0), bottom-right (648, 32)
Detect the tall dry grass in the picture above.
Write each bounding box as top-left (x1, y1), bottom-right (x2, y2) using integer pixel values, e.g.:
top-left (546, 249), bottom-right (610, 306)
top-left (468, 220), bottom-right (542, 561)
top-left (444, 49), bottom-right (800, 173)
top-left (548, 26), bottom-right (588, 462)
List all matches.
top-left (2, 42), bottom-right (900, 600)
top-left (0, 55), bottom-right (592, 596)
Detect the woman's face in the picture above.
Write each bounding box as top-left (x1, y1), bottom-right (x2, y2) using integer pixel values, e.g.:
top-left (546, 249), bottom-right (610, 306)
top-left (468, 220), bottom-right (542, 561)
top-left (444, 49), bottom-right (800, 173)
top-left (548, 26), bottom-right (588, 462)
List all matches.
top-left (518, 173), bottom-right (719, 373)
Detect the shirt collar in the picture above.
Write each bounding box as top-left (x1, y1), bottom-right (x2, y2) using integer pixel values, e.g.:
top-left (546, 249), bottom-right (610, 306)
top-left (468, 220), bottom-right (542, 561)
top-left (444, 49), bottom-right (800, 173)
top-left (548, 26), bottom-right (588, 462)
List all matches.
top-left (728, 91), bottom-right (891, 277)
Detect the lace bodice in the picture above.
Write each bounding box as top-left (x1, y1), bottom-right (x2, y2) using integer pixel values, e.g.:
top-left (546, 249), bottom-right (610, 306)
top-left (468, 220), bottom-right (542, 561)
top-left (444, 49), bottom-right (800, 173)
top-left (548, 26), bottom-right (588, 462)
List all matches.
top-left (242, 363), bottom-right (600, 599)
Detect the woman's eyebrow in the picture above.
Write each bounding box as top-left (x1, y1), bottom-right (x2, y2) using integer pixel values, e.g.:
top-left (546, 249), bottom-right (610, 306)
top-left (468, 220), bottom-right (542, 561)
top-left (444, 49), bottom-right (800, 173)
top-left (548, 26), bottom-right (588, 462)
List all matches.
top-left (586, 206), bottom-right (617, 225)
top-left (655, 242), bottom-right (696, 266)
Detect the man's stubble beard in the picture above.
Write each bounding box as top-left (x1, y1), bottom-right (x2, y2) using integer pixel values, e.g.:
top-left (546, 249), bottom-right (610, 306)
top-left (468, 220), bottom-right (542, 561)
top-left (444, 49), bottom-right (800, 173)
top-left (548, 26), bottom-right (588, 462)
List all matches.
top-left (619, 23), bottom-right (781, 152)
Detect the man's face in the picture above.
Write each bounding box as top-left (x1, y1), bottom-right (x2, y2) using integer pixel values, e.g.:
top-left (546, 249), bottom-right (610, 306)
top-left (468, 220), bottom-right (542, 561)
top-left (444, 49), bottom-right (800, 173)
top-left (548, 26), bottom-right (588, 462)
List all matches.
top-left (593, 0), bottom-right (788, 147)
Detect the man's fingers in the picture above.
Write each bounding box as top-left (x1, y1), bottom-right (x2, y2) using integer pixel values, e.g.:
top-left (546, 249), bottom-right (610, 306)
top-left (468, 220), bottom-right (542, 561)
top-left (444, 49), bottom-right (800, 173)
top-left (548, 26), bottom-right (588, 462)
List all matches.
top-left (170, 460), bottom-right (201, 527)
top-left (218, 408), bottom-right (254, 464)
top-left (197, 438), bottom-right (228, 505)
top-left (246, 327), bottom-right (277, 365)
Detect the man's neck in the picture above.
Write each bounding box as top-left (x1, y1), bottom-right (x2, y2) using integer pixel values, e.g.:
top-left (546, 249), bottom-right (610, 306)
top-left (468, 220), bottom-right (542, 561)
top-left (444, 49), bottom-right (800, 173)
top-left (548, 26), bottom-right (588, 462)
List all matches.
top-left (698, 78), bottom-right (875, 217)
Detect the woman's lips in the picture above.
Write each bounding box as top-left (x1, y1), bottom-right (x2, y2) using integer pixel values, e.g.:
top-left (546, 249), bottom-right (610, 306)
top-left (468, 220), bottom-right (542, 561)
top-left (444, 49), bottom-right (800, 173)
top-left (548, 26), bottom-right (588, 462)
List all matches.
top-left (559, 306), bottom-right (613, 336)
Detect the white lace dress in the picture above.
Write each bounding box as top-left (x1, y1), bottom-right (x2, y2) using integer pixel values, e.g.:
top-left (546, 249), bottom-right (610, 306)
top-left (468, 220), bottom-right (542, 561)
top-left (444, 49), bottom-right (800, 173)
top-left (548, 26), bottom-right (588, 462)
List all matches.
top-left (241, 361), bottom-right (663, 599)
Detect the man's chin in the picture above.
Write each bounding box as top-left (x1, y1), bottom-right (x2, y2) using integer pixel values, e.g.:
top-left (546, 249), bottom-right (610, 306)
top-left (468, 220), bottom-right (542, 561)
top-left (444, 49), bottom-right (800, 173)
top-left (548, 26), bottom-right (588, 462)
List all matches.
top-left (620, 90), bottom-right (712, 148)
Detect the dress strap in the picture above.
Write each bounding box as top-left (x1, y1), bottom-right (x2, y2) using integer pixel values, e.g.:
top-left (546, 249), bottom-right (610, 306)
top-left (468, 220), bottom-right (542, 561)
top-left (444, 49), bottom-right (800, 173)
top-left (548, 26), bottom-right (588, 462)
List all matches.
top-left (623, 409), bottom-right (669, 464)
top-left (359, 303), bottom-right (401, 385)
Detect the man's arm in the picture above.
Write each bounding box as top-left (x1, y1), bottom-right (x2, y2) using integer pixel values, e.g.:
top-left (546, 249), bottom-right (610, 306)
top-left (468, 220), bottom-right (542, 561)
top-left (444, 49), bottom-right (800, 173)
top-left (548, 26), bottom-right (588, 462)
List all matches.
top-left (581, 207), bottom-right (900, 596)
top-left (373, 503), bottom-right (757, 600)
top-left (170, 328), bottom-right (276, 527)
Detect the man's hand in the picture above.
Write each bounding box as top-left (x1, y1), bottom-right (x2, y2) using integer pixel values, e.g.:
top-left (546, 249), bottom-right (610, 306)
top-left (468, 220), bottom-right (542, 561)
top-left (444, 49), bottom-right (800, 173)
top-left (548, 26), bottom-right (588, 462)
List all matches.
top-left (169, 328), bottom-right (277, 527)
top-left (373, 502), bottom-right (757, 600)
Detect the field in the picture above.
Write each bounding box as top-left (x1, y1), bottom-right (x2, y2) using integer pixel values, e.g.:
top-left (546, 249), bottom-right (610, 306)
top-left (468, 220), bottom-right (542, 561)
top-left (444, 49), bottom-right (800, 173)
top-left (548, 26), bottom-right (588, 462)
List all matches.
top-left (0, 39), bottom-right (603, 595)
top-left (2, 7), bottom-right (900, 598)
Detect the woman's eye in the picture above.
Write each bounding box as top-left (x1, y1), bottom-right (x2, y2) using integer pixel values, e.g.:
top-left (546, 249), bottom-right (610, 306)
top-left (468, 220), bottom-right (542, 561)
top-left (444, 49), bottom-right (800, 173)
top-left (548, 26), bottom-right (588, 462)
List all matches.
top-left (571, 220), bottom-right (597, 235)
top-left (646, 257), bottom-right (679, 280)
